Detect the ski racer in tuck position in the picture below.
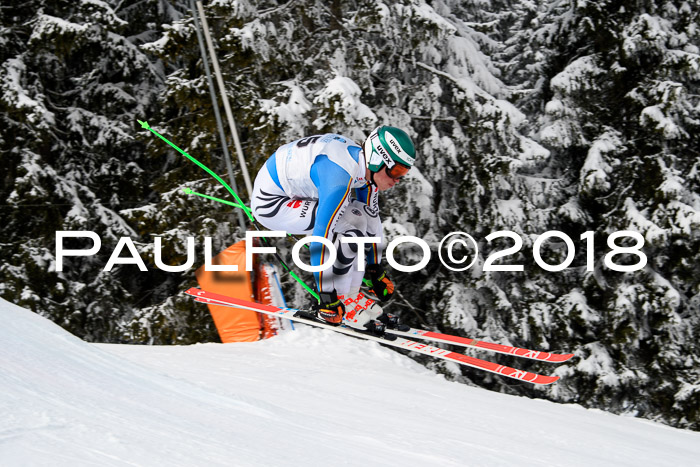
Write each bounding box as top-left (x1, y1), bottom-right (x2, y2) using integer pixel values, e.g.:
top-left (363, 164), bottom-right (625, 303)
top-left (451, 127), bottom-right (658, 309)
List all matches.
top-left (251, 126), bottom-right (416, 334)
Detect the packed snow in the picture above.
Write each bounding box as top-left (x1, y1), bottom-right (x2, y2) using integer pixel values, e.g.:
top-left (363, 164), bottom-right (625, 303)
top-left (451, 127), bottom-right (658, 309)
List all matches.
top-left (2, 297), bottom-right (700, 466)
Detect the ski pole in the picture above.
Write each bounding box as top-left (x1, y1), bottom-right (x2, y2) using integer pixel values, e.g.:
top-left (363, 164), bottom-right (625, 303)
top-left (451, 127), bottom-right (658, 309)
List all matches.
top-left (138, 120), bottom-right (253, 222)
top-left (181, 188), bottom-right (318, 301)
top-left (138, 120), bottom-right (320, 302)
top-left (182, 188), bottom-right (306, 246)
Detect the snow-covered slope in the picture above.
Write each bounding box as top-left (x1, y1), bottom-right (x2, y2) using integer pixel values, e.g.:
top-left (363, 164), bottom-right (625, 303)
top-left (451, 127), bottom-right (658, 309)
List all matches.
top-left (2, 297), bottom-right (699, 467)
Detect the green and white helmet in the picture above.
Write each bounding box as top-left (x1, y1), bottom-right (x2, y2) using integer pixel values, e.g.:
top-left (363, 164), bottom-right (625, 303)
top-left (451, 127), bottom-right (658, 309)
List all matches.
top-left (363, 126), bottom-right (416, 176)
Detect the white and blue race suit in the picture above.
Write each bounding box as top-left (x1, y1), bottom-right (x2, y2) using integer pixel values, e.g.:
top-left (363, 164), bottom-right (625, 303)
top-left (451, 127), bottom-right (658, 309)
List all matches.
top-left (251, 134), bottom-right (383, 295)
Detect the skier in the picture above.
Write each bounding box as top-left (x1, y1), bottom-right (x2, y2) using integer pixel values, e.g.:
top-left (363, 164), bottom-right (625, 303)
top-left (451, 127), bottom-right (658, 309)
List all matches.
top-left (251, 126), bottom-right (416, 333)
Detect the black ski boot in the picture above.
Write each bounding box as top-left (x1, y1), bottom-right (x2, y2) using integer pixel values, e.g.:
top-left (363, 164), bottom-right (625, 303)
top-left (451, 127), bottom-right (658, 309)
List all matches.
top-left (364, 319), bottom-right (397, 341)
top-left (377, 312), bottom-right (410, 332)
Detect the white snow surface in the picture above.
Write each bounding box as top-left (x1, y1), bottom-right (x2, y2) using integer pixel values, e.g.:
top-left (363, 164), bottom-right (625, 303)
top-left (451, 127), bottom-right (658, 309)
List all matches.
top-left (2, 297), bottom-right (700, 467)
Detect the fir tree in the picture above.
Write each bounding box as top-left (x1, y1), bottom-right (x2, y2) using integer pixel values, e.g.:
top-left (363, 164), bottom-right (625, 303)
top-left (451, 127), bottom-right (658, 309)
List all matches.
top-left (503, 0), bottom-right (700, 429)
top-left (0, 0), bottom-right (219, 343)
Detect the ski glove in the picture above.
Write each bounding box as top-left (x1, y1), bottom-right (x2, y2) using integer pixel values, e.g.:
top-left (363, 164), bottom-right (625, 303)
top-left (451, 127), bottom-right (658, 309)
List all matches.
top-left (363, 264), bottom-right (394, 303)
top-left (315, 291), bottom-right (345, 325)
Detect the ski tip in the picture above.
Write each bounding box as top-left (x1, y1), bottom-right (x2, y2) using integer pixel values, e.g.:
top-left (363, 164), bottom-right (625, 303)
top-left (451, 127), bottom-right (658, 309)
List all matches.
top-left (534, 375), bottom-right (560, 385)
top-left (548, 353), bottom-right (575, 363)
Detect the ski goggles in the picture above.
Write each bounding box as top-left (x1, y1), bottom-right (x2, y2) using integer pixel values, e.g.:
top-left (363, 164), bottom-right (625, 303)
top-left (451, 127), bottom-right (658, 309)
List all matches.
top-left (385, 162), bottom-right (411, 180)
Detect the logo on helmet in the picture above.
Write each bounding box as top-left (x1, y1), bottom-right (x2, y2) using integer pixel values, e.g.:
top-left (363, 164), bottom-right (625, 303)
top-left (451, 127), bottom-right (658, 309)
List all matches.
top-left (385, 132), bottom-right (405, 158)
top-left (371, 133), bottom-right (395, 168)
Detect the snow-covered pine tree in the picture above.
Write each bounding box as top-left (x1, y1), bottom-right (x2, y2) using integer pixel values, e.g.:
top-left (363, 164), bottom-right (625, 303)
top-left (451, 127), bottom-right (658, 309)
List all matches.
top-left (121, 1), bottom-right (254, 344)
top-left (503, 0), bottom-right (700, 429)
top-left (0, 0), bottom-right (219, 343)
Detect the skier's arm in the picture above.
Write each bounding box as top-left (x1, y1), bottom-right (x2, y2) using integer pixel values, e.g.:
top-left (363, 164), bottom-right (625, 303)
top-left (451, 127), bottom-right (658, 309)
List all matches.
top-left (353, 184), bottom-right (382, 265)
top-left (354, 184), bottom-right (393, 301)
top-left (309, 155), bottom-right (353, 292)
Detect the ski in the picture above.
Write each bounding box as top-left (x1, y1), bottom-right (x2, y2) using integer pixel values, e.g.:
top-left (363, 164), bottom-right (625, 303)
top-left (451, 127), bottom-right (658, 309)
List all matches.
top-left (191, 288), bottom-right (572, 362)
top-left (185, 288), bottom-right (562, 385)
top-left (389, 328), bottom-right (574, 363)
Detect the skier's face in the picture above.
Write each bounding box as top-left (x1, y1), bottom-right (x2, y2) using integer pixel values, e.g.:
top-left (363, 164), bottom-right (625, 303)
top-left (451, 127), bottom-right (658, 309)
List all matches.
top-left (373, 164), bottom-right (407, 190)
